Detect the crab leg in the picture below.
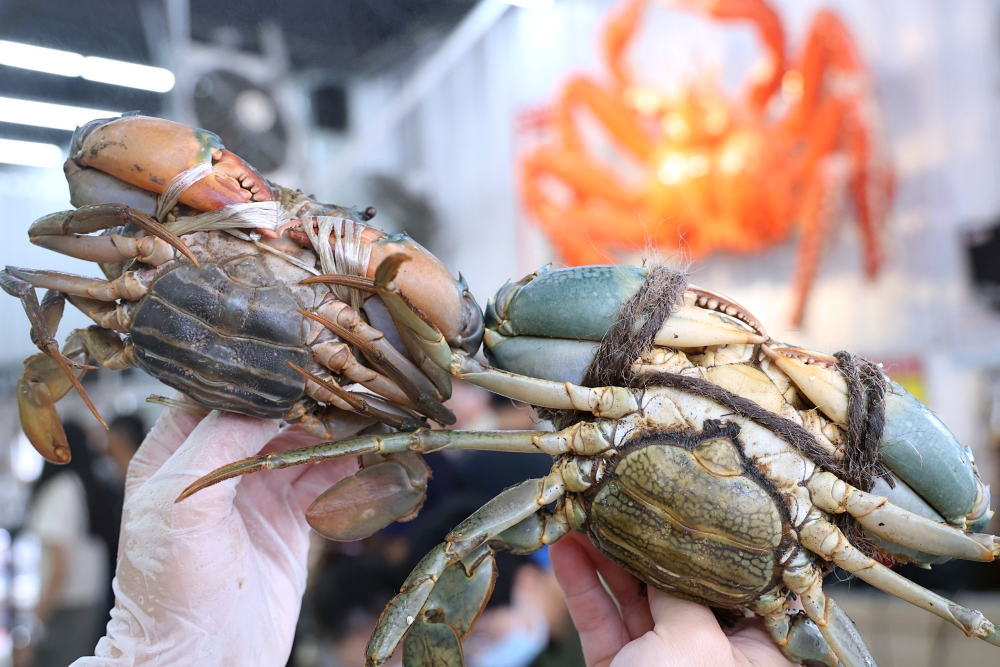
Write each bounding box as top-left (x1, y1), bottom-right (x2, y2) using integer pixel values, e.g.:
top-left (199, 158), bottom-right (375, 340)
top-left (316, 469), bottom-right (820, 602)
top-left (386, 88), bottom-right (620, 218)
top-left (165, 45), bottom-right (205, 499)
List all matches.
top-left (6, 266), bottom-right (153, 302)
top-left (369, 467), bottom-right (569, 666)
top-left (808, 471), bottom-right (999, 561)
top-left (290, 403), bottom-right (376, 442)
top-left (801, 515), bottom-right (1000, 646)
top-left (455, 355), bottom-right (639, 418)
top-left (401, 546), bottom-right (495, 667)
top-left (176, 422), bottom-right (615, 502)
top-left (754, 593), bottom-right (847, 667)
top-left (65, 327), bottom-right (135, 371)
top-left (290, 362), bottom-right (424, 432)
top-left (65, 294), bottom-right (135, 333)
top-left (398, 506), bottom-right (573, 667)
top-left (28, 203), bottom-right (198, 267)
top-left (311, 340), bottom-right (414, 409)
top-left (0, 271), bottom-right (105, 441)
top-left (781, 551), bottom-right (877, 667)
top-left (307, 300), bottom-right (455, 424)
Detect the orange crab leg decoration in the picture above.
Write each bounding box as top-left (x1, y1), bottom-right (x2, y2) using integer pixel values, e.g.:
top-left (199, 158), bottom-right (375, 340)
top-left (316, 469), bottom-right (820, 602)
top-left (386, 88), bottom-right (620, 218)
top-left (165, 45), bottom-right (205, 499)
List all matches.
top-left (518, 0), bottom-right (894, 326)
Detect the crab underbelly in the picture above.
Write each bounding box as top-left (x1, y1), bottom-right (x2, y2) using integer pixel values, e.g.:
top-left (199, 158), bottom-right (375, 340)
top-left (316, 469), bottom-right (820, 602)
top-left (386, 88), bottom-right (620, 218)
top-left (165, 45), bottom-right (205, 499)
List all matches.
top-left (130, 263), bottom-right (311, 418)
top-left (587, 441), bottom-right (787, 609)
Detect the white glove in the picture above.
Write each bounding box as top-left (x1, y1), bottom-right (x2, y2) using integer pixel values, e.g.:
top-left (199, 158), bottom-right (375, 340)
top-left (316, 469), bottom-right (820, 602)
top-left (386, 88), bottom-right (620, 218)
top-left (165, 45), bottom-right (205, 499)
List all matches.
top-left (73, 407), bottom-right (357, 667)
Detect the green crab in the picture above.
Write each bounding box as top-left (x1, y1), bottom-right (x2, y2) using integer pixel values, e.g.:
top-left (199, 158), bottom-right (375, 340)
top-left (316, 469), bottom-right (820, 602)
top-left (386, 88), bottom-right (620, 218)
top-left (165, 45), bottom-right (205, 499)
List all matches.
top-left (183, 260), bottom-right (999, 667)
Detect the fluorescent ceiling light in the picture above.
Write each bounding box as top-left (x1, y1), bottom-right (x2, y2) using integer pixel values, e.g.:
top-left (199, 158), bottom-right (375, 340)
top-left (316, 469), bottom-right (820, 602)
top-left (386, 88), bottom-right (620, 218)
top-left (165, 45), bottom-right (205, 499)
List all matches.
top-left (0, 40), bottom-right (175, 93)
top-left (0, 138), bottom-right (64, 168)
top-left (0, 96), bottom-right (120, 131)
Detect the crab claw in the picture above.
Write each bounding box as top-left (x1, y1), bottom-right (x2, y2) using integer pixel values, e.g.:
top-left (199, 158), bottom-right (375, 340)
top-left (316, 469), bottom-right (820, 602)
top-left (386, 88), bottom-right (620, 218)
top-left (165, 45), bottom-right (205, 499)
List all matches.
top-left (17, 350), bottom-right (87, 463)
top-left (69, 115), bottom-right (273, 214)
top-left (299, 230), bottom-right (485, 358)
top-left (761, 346), bottom-right (848, 424)
top-left (369, 233), bottom-right (484, 356)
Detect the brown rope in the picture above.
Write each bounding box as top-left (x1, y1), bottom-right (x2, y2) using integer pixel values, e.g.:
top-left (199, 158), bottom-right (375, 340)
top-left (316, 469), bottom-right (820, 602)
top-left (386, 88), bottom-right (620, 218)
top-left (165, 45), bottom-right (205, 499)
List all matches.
top-left (637, 372), bottom-right (842, 475)
top-left (833, 351), bottom-right (893, 493)
top-left (583, 264), bottom-right (688, 389)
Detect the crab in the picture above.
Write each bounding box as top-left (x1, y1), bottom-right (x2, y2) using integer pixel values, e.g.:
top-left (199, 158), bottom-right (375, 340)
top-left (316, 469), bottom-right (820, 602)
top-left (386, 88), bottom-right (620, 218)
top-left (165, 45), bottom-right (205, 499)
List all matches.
top-left (184, 261), bottom-right (999, 666)
top-left (3, 114), bottom-right (484, 539)
top-left (518, 0), bottom-right (894, 326)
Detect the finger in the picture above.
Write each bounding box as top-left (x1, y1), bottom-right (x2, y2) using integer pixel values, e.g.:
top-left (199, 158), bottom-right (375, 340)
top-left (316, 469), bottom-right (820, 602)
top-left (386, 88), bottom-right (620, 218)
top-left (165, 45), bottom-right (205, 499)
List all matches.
top-left (550, 533), bottom-right (630, 667)
top-left (570, 534), bottom-right (655, 640)
top-left (126, 405), bottom-right (206, 498)
top-left (647, 586), bottom-right (728, 647)
top-left (728, 618), bottom-right (796, 667)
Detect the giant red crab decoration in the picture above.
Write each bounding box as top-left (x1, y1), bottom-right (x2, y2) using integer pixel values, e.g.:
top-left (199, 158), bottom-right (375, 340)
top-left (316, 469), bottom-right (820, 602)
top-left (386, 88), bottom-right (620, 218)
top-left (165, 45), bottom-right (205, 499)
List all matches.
top-left (518, 0), bottom-right (894, 326)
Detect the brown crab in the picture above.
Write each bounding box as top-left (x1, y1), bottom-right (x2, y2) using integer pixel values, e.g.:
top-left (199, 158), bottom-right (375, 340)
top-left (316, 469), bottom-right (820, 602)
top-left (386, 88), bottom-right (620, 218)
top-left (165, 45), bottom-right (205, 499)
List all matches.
top-left (3, 114), bottom-right (483, 539)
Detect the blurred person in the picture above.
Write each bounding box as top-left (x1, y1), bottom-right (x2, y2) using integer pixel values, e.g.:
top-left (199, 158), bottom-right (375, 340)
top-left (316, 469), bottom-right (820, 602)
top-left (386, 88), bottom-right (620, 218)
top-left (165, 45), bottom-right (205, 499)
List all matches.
top-left (25, 422), bottom-right (118, 667)
top-left (97, 415), bottom-right (147, 628)
top-left (104, 415), bottom-right (146, 483)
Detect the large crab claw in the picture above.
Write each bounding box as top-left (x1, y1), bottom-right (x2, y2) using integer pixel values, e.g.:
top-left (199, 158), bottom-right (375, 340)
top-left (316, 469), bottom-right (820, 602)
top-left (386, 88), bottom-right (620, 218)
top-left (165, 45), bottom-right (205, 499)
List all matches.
top-left (302, 236), bottom-right (484, 362)
top-left (763, 345), bottom-right (993, 536)
top-left (68, 115), bottom-right (273, 215)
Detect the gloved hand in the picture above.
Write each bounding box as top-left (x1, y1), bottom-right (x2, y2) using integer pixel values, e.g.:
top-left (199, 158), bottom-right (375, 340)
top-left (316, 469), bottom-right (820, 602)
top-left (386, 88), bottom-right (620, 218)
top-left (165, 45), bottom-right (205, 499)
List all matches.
top-left (73, 406), bottom-right (358, 666)
top-left (549, 532), bottom-right (795, 667)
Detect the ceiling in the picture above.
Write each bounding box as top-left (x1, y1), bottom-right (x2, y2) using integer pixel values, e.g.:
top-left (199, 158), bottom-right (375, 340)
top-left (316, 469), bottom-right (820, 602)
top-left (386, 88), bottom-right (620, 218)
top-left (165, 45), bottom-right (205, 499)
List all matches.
top-left (0, 0), bottom-right (478, 144)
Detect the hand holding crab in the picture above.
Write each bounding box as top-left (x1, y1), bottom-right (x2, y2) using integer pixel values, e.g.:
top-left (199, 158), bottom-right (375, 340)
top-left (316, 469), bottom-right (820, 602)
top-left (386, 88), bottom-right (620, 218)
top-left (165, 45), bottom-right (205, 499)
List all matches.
top-left (550, 532), bottom-right (794, 667)
top-left (74, 407), bottom-right (357, 667)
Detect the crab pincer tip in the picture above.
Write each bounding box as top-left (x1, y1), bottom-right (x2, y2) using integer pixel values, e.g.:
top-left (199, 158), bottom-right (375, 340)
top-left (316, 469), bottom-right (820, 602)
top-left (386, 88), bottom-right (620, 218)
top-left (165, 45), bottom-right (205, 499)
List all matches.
top-left (174, 455), bottom-right (271, 503)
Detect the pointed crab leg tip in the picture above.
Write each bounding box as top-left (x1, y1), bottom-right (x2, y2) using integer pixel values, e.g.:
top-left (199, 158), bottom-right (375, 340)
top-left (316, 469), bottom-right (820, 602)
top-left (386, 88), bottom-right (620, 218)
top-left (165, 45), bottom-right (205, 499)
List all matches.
top-left (132, 217), bottom-right (200, 269)
top-left (174, 455), bottom-right (272, 503)
top-left (49, 348), bottom-right (107, 429)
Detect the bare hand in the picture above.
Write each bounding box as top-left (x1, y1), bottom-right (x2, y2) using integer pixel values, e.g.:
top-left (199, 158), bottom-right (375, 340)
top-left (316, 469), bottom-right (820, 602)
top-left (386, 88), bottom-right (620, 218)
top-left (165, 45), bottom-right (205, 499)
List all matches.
top-left (549, 532), bottom-right (795, 667)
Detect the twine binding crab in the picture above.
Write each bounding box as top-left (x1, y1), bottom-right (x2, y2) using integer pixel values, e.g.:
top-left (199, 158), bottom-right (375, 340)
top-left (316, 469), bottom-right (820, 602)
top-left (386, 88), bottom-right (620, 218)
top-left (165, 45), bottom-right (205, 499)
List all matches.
top-left (3, 114), bottom-right (485, 539)
top-left (185, 261), bottom-right (999, 667)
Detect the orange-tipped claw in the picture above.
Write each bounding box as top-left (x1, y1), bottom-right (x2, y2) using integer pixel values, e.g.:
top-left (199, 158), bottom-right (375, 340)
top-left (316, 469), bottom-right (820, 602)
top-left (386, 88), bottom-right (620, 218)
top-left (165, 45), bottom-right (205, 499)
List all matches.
top-left (71, 116), bottom-right (273, 214)
top-left (17, 371), bottom-right (70, 464)
top-left (176, 454), bottom-right (275, 502)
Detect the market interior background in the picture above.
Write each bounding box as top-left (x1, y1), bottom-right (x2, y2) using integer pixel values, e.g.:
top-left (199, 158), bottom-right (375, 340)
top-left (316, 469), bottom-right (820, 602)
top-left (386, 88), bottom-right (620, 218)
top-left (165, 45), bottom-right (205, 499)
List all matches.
top-left (1, 0), bottom-right (1000, 665)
